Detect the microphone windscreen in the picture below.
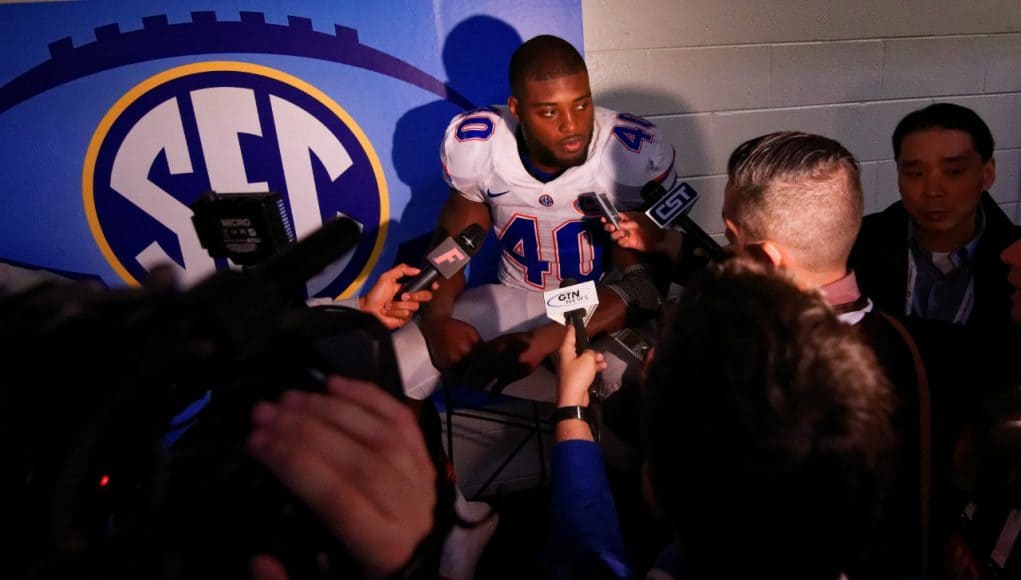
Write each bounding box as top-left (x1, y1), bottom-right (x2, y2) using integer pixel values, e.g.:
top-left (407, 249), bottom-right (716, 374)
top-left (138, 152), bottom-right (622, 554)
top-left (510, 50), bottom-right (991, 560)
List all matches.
top-left (454, 223), bottom-right (486, 256)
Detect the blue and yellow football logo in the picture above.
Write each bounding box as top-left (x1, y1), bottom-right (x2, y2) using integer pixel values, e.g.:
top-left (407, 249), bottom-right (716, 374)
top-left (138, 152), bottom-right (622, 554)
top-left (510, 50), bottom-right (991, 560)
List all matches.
top-left (83, 61), bottom-right (387, 298)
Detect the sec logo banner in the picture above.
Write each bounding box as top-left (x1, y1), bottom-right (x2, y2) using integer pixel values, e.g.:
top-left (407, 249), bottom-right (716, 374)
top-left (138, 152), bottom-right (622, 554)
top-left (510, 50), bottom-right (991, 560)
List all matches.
top-left (83, 61), bottom-right (387, 298)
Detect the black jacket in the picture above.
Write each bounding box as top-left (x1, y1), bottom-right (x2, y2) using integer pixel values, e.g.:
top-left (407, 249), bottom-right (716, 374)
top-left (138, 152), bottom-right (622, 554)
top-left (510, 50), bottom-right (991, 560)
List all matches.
top-left (850, 194), bottom-right (1021, 574)
top-left (849, 192), bottom-right (1020, 331)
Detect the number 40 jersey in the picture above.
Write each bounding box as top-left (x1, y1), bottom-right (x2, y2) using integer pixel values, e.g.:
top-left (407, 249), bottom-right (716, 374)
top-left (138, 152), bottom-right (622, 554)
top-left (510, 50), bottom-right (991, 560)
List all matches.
top-left (441, 105), bottom-right (677, 292)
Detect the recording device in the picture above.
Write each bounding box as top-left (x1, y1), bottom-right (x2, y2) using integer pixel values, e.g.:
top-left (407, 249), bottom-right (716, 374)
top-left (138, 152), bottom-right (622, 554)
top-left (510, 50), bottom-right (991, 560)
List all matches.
top-left (577, 192), bottom-right (622, 230)
top-left (612, 327), bottom-right (652, 361)
top-left (191, 190), bottom-right (296, 267)
top-left (1, 208), bottom-right (451, 579)
top-left (544, 279), bottom-right (599, 355)
top-left (397, 223), bottom-right (486, 296)
top-left (641, 180), bottom-right (726, 261)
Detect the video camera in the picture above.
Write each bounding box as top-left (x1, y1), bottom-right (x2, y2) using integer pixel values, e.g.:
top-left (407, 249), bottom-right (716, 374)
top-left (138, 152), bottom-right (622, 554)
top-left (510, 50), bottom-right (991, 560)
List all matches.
top-left (1, 193), bottom-right (448, 579)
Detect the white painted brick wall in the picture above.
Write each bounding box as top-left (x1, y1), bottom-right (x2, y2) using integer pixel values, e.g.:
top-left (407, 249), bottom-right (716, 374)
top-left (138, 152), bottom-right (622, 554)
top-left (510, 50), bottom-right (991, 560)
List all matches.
top-left (825, 1), bottom-right (939, 40)
top-left (992, 149), bottom-right (1021, 204)
top-left (647, 45), bottom-right (771, 113)
top-left (882, 37), bottom-right (987, 100)
top-left (985, 34), bottom-right (1021, 93)
top-left (583, 0), bottom-right (1021, 234)
top-left (770, 41), bottom-right (883, 107)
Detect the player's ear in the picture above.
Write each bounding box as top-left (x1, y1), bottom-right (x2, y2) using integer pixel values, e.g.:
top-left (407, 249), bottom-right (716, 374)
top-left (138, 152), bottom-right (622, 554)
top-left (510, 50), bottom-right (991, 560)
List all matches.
top-left (508, 95), bottom-right (519, 120)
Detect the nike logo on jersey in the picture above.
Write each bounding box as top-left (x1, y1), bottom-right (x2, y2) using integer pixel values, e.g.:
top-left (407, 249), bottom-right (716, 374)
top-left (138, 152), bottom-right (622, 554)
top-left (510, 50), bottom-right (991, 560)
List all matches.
top-left (486, 189), bottom-right (510, 198)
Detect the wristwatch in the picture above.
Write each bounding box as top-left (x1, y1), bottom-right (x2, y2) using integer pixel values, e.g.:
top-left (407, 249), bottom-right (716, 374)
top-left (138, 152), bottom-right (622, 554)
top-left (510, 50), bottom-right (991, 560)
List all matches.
top-left (552, 405), bottom-right (591, 425)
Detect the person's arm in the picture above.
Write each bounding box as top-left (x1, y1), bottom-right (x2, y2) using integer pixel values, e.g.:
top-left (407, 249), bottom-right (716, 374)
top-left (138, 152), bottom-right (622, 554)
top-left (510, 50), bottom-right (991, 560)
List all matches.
top-left (416, 190), bottom-right (493, 370)
top-left (543, 327), bottom-right (632, 579)
top-left (247, 376), bottom-right (437, 580)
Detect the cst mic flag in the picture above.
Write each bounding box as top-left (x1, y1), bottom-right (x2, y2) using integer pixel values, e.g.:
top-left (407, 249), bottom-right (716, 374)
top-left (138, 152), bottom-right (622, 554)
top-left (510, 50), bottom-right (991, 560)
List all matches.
top-left (645, 181), bottom-right (698, 228)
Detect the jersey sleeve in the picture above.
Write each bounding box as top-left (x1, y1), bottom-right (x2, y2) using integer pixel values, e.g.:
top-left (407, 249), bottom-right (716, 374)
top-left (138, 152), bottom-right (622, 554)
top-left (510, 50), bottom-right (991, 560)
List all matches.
top-left (439, 108), bottom-right (502, 204)
top-left (604, 112), bottom-right (678, 211)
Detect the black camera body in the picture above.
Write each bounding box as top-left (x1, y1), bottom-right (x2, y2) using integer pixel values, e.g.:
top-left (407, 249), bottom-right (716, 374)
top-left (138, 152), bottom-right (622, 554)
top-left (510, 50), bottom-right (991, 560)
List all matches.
top-left (1, 213), bottom-right (441, 579)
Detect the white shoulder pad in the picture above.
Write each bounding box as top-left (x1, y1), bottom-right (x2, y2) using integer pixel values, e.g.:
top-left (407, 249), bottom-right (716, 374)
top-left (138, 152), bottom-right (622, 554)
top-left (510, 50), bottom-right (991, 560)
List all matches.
top-left (600, 109), bottom-right (677, 189)
top-left (440, 106), bottom-right (508, 203)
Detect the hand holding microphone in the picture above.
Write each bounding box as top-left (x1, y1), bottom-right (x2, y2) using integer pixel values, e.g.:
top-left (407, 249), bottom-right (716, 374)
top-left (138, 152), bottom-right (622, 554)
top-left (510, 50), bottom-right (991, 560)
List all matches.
top-left (358, 264), bottom-right (435, 330)
top-left (395, 223), bottom-right (486, 297)
top-left (544, 278), bottom-right (600, 355)
top-left (641, 180), bottom-right (726, 261)
top-left (556, 325), bottom-right (607, 409)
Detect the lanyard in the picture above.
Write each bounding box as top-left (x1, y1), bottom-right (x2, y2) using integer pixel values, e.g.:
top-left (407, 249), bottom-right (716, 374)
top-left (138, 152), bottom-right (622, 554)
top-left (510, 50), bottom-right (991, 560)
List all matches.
top-left (904, 248), bottom-right (974, 324)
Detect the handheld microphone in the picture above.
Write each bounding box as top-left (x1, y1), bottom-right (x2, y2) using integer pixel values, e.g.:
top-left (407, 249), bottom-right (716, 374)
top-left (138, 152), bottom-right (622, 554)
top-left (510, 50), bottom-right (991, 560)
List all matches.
top-left (577, 192), bottom-right (623, 231)
top-left (397, 224), bottom-right (486, 297)
top-left (544, 278), bottom-right (600, 355)
top-left (641, 181), bottom-right (725, 260)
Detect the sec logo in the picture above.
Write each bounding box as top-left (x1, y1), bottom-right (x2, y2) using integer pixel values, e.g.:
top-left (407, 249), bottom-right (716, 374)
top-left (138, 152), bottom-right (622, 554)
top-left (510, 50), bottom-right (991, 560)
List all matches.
top-left (83, 61), bottom-right (387, 298)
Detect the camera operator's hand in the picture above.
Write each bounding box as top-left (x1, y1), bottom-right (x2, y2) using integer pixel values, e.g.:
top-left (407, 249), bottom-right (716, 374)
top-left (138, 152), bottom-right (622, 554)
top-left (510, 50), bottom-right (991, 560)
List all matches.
top-left (360, 263), bottom-right (437, 330)
top-left (247, 376), bottom-right (436, 580)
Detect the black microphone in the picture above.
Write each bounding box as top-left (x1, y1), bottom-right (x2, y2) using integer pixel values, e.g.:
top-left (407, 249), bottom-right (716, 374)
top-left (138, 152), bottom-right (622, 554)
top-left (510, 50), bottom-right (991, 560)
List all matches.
top-left (641, 181), bottom-right (725, 261)
top-left (397, 224), bottom-right (486, 297)
top-left (563, 280), bottom-right (589, 355)
top-left (545, 278), bottom-right (600, 355)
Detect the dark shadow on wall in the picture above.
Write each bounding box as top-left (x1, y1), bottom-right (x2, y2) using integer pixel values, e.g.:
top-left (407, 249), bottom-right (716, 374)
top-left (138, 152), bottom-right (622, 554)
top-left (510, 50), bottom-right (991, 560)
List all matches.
top-left (391, 16), bottom-right (522, 286)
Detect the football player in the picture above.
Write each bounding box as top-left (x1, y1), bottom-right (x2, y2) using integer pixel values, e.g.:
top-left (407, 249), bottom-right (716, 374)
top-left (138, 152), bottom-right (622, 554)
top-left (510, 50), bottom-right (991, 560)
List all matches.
top-left (392, 34), bottom-right (677, 400)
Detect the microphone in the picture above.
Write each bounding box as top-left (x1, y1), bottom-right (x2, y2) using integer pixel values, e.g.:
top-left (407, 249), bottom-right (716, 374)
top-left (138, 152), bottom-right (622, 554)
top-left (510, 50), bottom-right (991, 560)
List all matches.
top-left (258, 215), bottom-right (362, 297)
top-left (544, 278), bottom-right (600, 355)
top-left (577, 192), bottom-right (622, 231)
top-left (397, 224), bottom-right (486, 297)
top-left (641, 181), bottom-right (725, 260)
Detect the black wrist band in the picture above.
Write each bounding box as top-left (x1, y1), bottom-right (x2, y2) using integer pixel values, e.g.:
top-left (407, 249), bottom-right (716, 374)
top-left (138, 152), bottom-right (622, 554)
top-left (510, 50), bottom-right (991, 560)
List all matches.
top-left (552, 405), bottom-right (590, 424)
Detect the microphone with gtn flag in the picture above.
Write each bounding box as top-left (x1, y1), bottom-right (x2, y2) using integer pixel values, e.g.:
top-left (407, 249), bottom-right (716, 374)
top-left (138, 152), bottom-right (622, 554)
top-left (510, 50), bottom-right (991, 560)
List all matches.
top-left (396, 223), bottom-right (486, 297)
top-left (544, 278), bottom-right (600, 355)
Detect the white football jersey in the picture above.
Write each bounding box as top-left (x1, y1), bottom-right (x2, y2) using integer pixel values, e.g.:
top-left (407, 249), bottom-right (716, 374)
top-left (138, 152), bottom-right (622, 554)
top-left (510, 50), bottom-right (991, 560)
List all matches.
top-left (441, 105), bottom-right (676, 291)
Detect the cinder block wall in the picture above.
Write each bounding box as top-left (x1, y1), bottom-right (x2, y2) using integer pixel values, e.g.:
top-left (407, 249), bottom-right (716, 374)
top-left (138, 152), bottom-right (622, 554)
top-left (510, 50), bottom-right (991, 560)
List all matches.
top-left (582, 0), bottom-right (1021, 237)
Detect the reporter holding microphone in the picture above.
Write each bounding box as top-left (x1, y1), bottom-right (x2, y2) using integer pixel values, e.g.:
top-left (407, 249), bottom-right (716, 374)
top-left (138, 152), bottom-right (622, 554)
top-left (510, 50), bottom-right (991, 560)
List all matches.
top-left (544, 325), bottom-right (633, 579)
top-left (309, 262), bottom-right (439, 331)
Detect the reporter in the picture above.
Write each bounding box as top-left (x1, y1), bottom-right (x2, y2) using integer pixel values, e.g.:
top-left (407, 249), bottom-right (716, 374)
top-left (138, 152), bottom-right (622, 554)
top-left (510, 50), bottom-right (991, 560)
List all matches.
top-left (544, 326), bottom-right (630, 579)
top-left (544, 258), bottom-right (897, 579)
top-left (247, 375), bottom-right (437, 580)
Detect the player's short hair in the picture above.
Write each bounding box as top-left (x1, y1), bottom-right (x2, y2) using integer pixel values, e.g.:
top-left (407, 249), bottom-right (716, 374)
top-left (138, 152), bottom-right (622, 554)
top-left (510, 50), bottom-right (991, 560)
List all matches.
top-left (892, 102), bottom-right (995, 162)
top-left (508, 35), bottom-right (587, 97)
top-left (726, 131), bottom-right (863, 274)
top-left (644, 257), bottom-right (896, 579)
